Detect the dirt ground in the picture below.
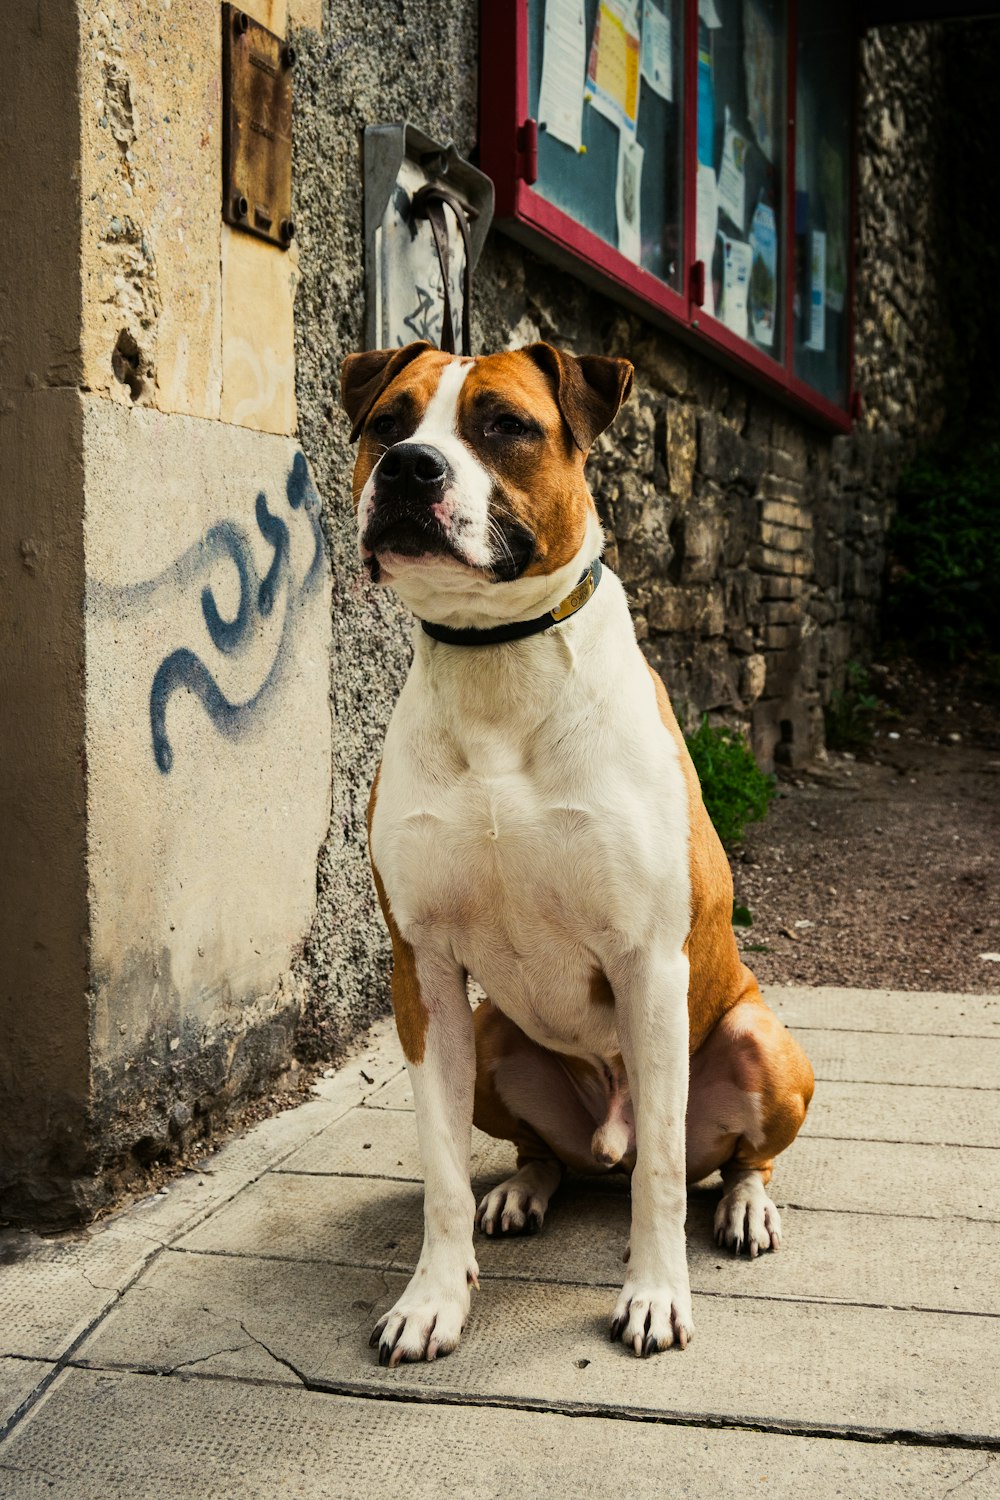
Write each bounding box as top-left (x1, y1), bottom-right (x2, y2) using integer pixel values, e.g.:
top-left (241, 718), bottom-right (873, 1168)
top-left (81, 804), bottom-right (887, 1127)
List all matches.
top-left (732, 658), bottom-right (1000, 994)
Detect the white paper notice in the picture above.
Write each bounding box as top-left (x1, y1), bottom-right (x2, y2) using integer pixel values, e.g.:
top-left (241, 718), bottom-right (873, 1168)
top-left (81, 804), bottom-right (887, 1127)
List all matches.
top-left (539, 0), bottom-right (588, 151)
top-left (717, 107), bottom-right (747, 232)
top-left (805, 229), bottom-right (827, 351)
top-left (696, 164), bottom-right (718, 317)
top-left (743, 0), bottom-right (776, 161)
top-left (616, 132), bottom-right (644, 262)
top-left (720, 233), bottom-right (751, 339)
top-left (699, 0), bottom-right (722, 27)
top-left (640, 0), bottom-right (673, 101)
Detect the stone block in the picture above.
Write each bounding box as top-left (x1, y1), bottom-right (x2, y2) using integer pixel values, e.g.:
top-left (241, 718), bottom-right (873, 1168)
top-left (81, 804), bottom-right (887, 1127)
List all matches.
top-left (80, 0), bottom-right (223, 419)
top-left (665, 399), bottom-right (697, 504)
top-left (697, 411), bottom-right (766, 492)
top-left (759, 575), bottom-right (802, 600)
top-left (648, 584), bottom-right (724, 637)
top-left (760, 623), bottom-right (800, 651)
top-left (762, 598), bottom-right (803, 625)
top-left (632, 334), bottom-right (692, 397)
top-left (221, 227), bottom-right (298, 435)
top-left (679, 510), bottom-right (725, 584)
top-left (749, 545), bottom-right (809, 576)
top-left (82, 398), bottom-right (331, 1079)
top-left (740, 653), bottom-right (767, 705)
top-left (761, 498), bottom-right (809, 531)
top-left (759, 520), bottom-right (804, 554)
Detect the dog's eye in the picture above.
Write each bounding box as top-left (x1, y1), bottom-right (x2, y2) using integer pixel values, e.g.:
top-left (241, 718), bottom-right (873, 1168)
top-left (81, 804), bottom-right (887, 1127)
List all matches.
top-left (371, 413), bottom-right (396, 437)
top-left (491, 414), bottom-right (527, 436)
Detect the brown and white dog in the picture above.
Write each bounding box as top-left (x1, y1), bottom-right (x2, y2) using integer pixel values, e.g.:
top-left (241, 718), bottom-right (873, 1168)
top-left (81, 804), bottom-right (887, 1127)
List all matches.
top-left (340, 340), bottom-right (814, 1365)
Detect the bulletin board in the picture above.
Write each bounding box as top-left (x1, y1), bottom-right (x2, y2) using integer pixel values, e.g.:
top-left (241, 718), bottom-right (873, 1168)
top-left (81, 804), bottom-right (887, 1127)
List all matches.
top-left (479, 0), bottom-right (858, 431)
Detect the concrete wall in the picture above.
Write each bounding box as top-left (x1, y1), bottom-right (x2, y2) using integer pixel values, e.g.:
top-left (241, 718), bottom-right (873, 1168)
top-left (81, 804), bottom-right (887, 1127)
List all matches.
top-left (1, 0), bottom-right (332, 1225)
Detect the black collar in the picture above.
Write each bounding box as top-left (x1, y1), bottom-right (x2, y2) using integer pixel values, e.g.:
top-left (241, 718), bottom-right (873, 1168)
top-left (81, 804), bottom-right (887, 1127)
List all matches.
top-left (420, 559), bottom-right (603, 648)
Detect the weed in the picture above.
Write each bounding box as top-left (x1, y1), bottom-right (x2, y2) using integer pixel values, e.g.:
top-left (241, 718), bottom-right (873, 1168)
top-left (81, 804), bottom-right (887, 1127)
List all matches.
top-left (685, 716), bottom-right (776, 848)
top-left (824, 660), bottom-right (880, 751)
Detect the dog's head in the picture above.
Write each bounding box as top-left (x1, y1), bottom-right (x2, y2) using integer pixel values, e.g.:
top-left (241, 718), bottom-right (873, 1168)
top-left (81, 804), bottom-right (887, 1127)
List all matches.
top-left (340, 343), bottom-right (633, 628)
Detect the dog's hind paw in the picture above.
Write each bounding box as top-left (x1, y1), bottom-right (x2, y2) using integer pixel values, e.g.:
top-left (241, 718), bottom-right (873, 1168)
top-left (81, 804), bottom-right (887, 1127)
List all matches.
top-left (714, 1172), bottom-right (782, 1257)
top-left (475, 1159), bottom-right (562, 1237)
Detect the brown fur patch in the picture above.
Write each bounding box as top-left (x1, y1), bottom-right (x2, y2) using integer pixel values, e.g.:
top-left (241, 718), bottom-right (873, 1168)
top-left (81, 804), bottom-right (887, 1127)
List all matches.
top-left (644, 660), bottom-right (762, 1053)
top-left (456, 351), bottom-right (596, 576)
top-left (367, 767), bottom-right (429, 1066)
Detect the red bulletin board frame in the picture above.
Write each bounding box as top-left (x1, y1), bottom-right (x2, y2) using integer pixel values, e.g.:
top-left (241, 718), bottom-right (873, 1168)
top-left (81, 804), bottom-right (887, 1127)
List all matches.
top-left (479, 0), bottom-right (858, 432)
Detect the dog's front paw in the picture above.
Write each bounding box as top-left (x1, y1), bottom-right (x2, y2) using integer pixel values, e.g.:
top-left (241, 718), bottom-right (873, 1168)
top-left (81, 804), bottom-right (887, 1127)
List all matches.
top-left (715, 1175), bottom-right (782, 1257)
top-left (370, 1258), bottom-right (479, 1366)
top-left (610, 1277), bottom-right (694, 1355)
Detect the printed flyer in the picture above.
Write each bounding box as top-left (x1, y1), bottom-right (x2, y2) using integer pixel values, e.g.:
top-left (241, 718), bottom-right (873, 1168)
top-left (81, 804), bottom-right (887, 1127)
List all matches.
top-left (748, 198), bottom-right (777, 347)
top-left (743, 0), bottom-right (777, 162)
top-left (720, 233), bottom-right (752, 340)
top-left (640, 0), bottom-right (673, 102)
top-left (585, 0), bottom-right (642, 136)
top-left (717, 107), bottom-right (748, 232)
top-left (696, 164), bottom-right (719, 317)
top-left (805, 229), bottom-right (826, 351)
top-left (538, 0), bottom-right (588, 151)
top-left (616, 133), bottom-right (644, 262)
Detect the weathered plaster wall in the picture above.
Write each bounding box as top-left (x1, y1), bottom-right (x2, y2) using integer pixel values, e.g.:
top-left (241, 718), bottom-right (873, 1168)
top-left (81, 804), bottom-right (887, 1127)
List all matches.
top-left (290, 5), bottom-right (953, 1055)
top-left (2, 0), bottom-right (333, 1225)
top-left (80, 0), bottom-right (299, 434)
top-left (83, 405), bottom-right (331, 1186)
top-left (0, 7), bottom-right (92, 1222)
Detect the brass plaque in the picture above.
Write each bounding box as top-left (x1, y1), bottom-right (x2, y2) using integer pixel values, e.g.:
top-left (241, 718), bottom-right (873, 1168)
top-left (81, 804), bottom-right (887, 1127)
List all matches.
top-left (222, 4), bottom-right (294, 247)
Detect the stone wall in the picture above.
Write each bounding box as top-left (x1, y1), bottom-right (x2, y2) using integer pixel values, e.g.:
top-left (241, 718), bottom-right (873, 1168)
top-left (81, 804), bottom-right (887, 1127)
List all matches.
top-left (290, 5), bottom-right (953, 1058)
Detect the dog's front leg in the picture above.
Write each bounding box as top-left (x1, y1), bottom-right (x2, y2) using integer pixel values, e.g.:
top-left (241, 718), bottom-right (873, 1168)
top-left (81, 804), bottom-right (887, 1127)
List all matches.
top-left (371, 952), bottom-right (478, 1366)
top-left (609, 947), bottom-right (694, 1355)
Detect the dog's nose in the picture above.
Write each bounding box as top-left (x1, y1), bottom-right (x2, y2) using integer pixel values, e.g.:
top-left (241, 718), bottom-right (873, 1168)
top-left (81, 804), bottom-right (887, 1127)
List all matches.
top-left (377, 443), bottom-right (449, 497)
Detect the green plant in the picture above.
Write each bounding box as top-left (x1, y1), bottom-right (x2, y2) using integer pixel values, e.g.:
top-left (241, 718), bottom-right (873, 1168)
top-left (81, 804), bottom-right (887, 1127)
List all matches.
top-left (886, 432), bottom-right (1000, 663)
top-left (685, 716), bottom-right (776, 848)
top-left (824, 659), bottom-right (880, 751)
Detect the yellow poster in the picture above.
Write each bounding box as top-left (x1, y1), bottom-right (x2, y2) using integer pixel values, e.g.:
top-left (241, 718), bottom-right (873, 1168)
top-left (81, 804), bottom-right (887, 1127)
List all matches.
top-left (585, 0), bottom-right (641, 135)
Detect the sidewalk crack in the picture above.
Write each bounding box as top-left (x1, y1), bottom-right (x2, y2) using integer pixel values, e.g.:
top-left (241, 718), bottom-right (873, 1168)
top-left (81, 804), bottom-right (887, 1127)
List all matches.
top-left (238, 1321), bottom-right (313, 1389)
top-left (942, 1459), bottom-right (995, 1496)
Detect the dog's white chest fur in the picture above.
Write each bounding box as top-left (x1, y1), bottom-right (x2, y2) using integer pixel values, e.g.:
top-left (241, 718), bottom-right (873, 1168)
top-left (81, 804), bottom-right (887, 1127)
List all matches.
top-left (371, 574), bottom-right (692, 1060)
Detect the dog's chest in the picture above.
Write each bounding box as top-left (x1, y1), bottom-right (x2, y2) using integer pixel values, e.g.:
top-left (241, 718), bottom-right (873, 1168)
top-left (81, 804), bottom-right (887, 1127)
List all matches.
top-left (373, 693), bottom-right (691, 1053)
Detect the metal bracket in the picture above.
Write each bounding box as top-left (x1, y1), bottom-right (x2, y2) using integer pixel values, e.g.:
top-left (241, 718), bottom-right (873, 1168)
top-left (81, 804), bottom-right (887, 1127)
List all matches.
top-left (363, 123), bottom-right (494, 351)
top-left (222, 4), bottom-right (294, 248)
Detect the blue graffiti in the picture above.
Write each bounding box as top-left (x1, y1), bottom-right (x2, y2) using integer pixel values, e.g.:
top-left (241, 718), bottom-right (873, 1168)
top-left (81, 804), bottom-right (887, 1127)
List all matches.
top-left (145, 453), bottom-right (325, 774)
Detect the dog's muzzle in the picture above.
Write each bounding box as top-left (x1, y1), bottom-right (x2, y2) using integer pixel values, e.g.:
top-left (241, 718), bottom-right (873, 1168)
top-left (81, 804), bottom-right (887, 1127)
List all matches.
top-left (362, 442), bottom-right (459, 568)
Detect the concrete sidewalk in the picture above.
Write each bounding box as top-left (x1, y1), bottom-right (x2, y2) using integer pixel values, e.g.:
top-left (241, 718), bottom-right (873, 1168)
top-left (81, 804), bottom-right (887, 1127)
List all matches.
top-left (2, 986), bottom-right (999, 1498)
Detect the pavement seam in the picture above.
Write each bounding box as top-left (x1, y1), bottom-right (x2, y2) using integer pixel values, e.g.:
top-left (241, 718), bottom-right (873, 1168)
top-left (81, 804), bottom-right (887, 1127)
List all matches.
top-left (118, 1244), bottom-right (1000, 1319)
top-left (40, 1360), bottom-right (1000, 1455)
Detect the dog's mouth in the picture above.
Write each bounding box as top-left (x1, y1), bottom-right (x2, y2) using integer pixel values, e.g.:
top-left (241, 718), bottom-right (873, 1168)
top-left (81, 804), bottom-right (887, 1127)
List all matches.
top-left (362, 499), bottom-right (465, 569)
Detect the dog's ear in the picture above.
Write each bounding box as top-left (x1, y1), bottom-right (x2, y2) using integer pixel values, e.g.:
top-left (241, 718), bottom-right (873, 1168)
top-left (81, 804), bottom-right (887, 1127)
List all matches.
top-left (340, 342), bottom-right (435, 442)
top-left (522, 343), bottom-right (634, 453)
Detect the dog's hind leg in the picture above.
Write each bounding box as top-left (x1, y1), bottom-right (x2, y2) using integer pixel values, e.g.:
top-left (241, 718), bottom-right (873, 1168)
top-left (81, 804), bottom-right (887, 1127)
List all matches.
top-left (687, 997), bottom-right (814, 1256)
top-left (473, 1001), bottom-right (609, 1236)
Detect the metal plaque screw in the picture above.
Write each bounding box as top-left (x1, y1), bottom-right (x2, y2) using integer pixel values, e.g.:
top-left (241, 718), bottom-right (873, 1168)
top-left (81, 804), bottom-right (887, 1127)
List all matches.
top-left (233, 194), bottom-right (249, 219)
top-left (280, 218), bottom-right (295, 242)
top-left (233, 10), bottom-right (249, 34)
top-left (282, 44), bottom-right (297, 67)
